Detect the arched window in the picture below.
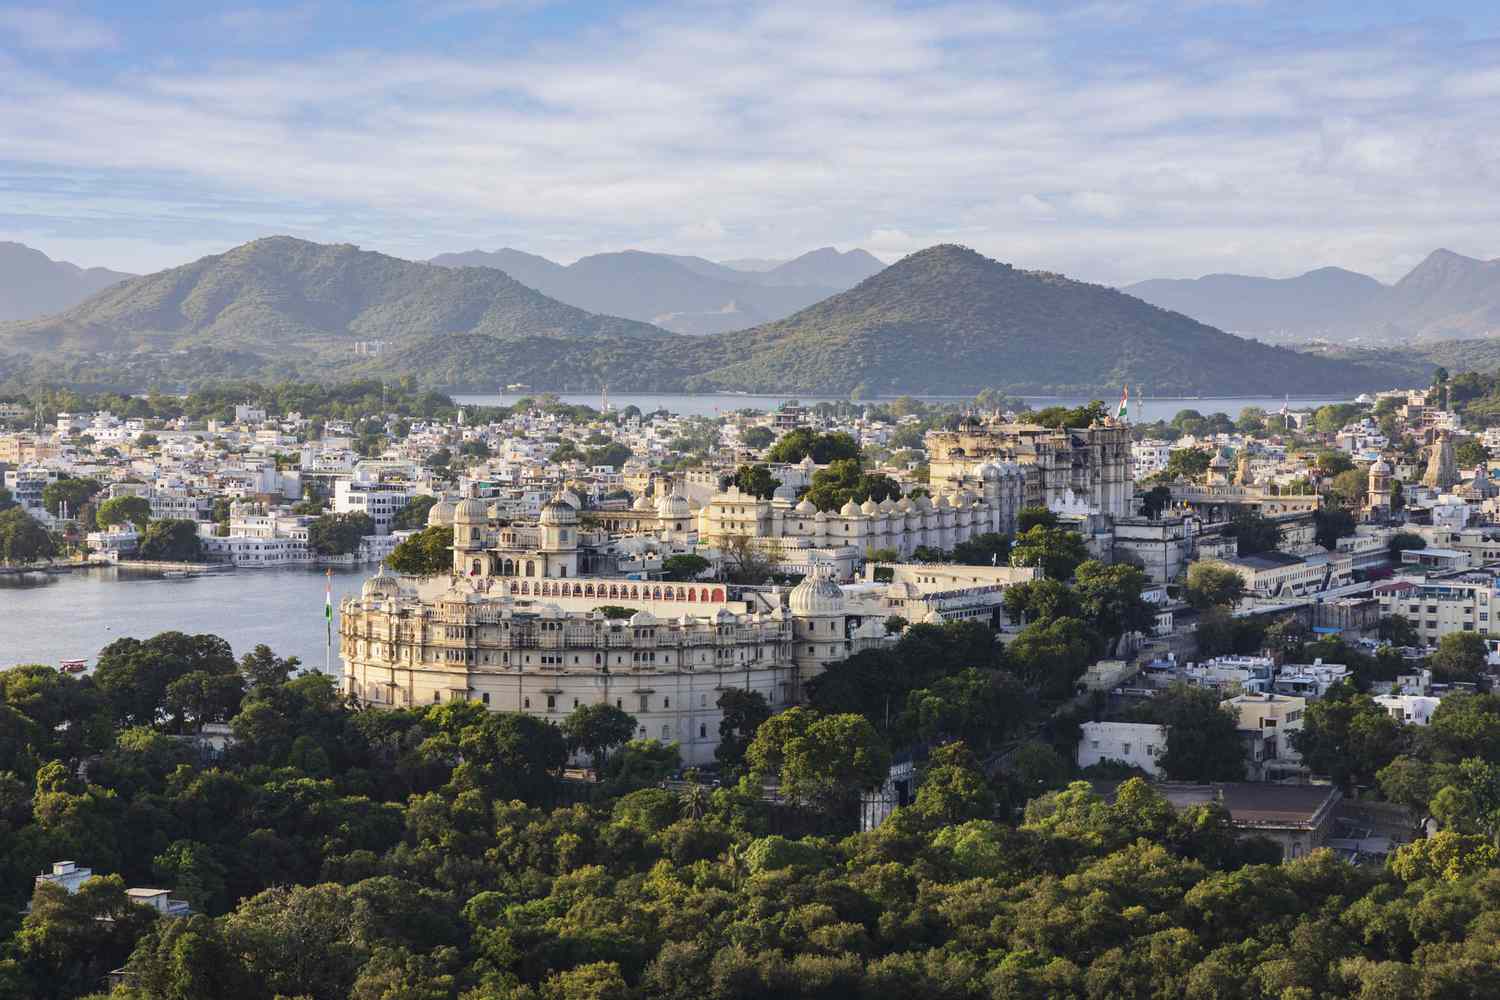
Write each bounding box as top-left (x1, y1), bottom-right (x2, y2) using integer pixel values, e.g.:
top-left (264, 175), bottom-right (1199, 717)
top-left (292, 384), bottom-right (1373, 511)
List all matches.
top-left (686, 589), bottom-right (696, 602)
top-left (526, 560), bottom-right (535, 577)
top-left (664, 588), bottom-right (674, 601)
top-left (471, 559), bottom-right (482, 575)
top-left (573, 583), bottom-right (583, 597)
top-left (711, 588), bottom-right (725, 601)
top-left (585, 584), bottom-right (595, 597)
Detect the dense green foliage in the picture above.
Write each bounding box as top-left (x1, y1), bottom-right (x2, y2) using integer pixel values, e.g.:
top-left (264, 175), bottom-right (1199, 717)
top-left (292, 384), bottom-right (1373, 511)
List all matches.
top-left (308, 512), bottom-right (376, 556)
top-left (1, 617), bottom-right (1500, 998)
top-left (136, 520), bottom-right (205, 562)
top-left (2, 242), bottom-right (1402, 394)
top-left (0, 507), bottom-right (56, 563)
top-left (387, 526), bottom-right (455, 576)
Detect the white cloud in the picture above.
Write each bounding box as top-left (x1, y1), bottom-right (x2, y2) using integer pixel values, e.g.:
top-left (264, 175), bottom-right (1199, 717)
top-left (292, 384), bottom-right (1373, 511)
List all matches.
top-left (2, 1), bottom-right (1499, 282)
top-left (0, 6), bottom-right (116, 52)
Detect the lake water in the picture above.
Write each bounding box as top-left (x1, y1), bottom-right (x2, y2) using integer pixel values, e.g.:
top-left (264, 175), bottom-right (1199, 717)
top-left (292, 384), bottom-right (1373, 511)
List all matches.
top-left (0, 565), bottom-right (371, 675)
top-left (454, 392), bottom-right (1350, 423)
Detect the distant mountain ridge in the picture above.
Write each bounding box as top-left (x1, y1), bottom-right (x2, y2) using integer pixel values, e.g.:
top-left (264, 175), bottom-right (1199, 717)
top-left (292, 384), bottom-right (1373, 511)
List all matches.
top-left (1125, 249), bottom-right (1500, 344)
top-left (0, 236), bottom-right (663, 358)
top-left (0, 242), bottom-right (135, 322)
top-left (0, 238), bottom-right (1399, 396)
top-left (428, 246), bottom-right (885, 335)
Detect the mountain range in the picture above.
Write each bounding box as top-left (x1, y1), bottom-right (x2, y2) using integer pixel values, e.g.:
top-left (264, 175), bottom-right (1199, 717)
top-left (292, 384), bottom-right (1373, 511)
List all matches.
top-left (0, 237), bottom-right (1418, 395)
top-left (428, 246), bottom-right (885, 335)
top-left (0, 242), bottom-right (134, 322)
top-left (1126, 249), bottom-right (1500, 344)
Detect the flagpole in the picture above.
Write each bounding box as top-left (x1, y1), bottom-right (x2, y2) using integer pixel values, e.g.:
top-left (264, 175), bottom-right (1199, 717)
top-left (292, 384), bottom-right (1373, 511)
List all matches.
top-left (325, 567), bottom-right (332, 676)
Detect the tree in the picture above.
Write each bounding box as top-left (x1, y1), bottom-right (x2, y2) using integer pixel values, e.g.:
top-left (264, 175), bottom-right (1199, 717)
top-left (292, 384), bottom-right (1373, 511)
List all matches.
top-left (1315, 450), bottom-right (1355, 476)
top-left (1008, 525), bottom-right (1089, 580)
top-left (715, 688), bottom-right (771, 773)
top-left (740, 426), bottom-right (775, 450)
top-left (729, 464), bottom-right (781, 500)
top-left (720, 534), bottom-right (776, 586)
top-left (1002, 578), bottom-right (1082, 626)
top-left (1429, 631), bottom-right (1488, 681)
top-left (309, 512), bottom-right (375, 556)
top-left (1291, 683), bottom-right (1404, 787)
top-left (1378, 614), bottom-right (1419, 647)
top-left (1184, 563), bottom-right (1244, 610)
top-left (41, 477), bottom-right (101, 517)
top-left (1312, 508), bottom-right (1356, 551)
top-left (1074, 560), bottom-right (1154, 644)
top-left (0, 507), bottom-right (57, 563)
top-left (766, 429), bottom-right (860, 465)
top-left (911, 741), bottom-right (995, 825)
top-left (15, 875), bottom-right (156, 1000)
top-left (1455, 438), bottom-right (1489, 468)
top-left (1138, 685), bottom-right (1245, 782)
top-left (1164, 449), bottom-right (1211, 481)
top-left (1139, 485), bottom-right (1172, 520)
top-left (902, 668), bottom-right (1025, 750)
top-left (949, 532), bottom-right (1011, 566)
top-left (1226, 506), bottom-right (1282, 556)
top-left (96, 495), bottom-right (152, 530)
top-left (1326, 468), bottom-right (1369, 509)
top-left (240, 644), bottom-right (301, 690)
top-left (1006, 617), bottom-right (1097, 699)
top-left (137, 519), bottom-right (205, 562)
top-left (562, 703), bottom-right (638, 770)
top-left (392, 495), bottom-right (438, 530)
top-left (386, 526), bottom-right (453, 576)
top-left (1388, 531), bottom-right (1424, 560)
top-left (94, 631), bottom-right (237, 727)
top-left (743, 707), bottom-right (891, 818)
top-left (803, 458), bottom-right (900, 512)
top-left (1016, 507), bottom-right (1058, 533)
top-left (661, 554), bottom-right (710, 581)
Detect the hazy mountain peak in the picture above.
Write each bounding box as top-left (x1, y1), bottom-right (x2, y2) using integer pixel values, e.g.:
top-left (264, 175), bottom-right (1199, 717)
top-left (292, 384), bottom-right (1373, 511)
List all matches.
top-left (0, 241), bottom-right (136, 322)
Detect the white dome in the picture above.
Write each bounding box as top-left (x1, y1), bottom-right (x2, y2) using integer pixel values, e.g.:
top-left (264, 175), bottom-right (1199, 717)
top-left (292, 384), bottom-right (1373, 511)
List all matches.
top-left (878, 498), bottom-right (896, 513)
top-left (773, 483), bottom-right (798, 502)
top-left (362, 565), bottom-right (402, 600)
top-left (788, 571), bottom-right (845, 615)
top-left (427, 498), bottom-right (456, 527)
top-left (896, 497), bottom-right (912, 512)
top-left (839, 499), bottom-right (860, 517)
top-left (454, 497), bottom-right (488, 522)
top-left (633, 493), bottom-right (656, 511)
top-left (539, 495), bottom-right (578, 524)
top-left (860, 498), bottom-right (879, 515)
top-left (795, 498), bottom-right (817, 515)
top-left (1370, 459), bottom-right (1392, 475)
top-left (657, 490), bottom-right (691, 519)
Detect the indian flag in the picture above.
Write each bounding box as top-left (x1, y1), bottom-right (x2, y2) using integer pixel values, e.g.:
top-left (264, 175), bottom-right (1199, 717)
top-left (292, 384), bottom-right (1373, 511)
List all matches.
top-left (1116, 385), bottom-right (1129, 421)
top-left (325, 568), bottom-right (333, 644)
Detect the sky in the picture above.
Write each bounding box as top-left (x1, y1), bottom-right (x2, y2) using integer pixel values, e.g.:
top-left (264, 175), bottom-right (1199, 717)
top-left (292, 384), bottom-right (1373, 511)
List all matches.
top-left (2, 0), bottom-right (1499, 284)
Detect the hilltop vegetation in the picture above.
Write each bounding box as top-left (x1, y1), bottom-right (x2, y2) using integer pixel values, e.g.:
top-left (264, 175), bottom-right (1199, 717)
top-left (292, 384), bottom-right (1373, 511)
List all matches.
top-left (0, 239), bottom-right (1408, 395)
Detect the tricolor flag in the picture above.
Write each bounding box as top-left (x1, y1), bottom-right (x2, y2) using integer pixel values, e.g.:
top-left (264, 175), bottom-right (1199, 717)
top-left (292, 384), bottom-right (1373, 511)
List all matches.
top-left (325, 568), bottom-right (333, 645)
top-left (1116, 385), bottom-right (1129, 421)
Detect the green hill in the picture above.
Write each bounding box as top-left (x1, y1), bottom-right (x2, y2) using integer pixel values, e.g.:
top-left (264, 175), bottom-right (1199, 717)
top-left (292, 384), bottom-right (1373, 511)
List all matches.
top-left (0, 236), bottom-right (664, 359)
top-left (0, 239), bottom-right (1404, 396)
top-left (689, 245), bottom-right (1394, 395)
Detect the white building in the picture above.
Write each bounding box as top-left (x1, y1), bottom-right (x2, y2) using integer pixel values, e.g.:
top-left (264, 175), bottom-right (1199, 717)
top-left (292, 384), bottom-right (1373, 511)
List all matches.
top-left (1373, 694), bottom-right (1442, 726)
top-left (1076, 720), bottom-right (1168, 777)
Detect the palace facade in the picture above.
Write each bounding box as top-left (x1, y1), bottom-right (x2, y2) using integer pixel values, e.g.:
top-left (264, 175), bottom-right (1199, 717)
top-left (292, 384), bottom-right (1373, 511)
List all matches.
top-left (926, 416), bottom-right (1134, 520)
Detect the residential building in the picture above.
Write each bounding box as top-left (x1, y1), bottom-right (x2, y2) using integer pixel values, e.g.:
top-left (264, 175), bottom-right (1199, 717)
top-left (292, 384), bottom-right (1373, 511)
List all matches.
top-left (1076, 721), bottom-right (1168, 776)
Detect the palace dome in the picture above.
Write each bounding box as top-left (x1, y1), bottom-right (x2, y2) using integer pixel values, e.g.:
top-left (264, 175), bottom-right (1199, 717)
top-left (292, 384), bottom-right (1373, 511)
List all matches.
top-left (839, 499), bottom-right (860, 517)
top-left (454, 497), bottom-right (488, 523)
top-left (788, 570), bottom-right (844, 615)
top-left (362, 564), bottom-right (401, 600)
top-left (657, 489), bottom-right (691, 519)
top-left (427, 498), bottom-right (456, 527)
top-left (860, 498), bottom-right (879, 515)
top-left (795, 498), bottom-right (817, 515)
top-left (539, 495), bottom-right (578, 524)
top-left (633, 493), bottom-right (656, 511)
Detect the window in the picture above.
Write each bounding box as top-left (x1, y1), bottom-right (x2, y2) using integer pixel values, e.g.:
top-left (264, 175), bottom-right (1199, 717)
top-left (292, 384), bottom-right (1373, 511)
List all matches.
top-left (433, 691), bottom-right (440, 703)
top-left (639, 695), bottom-right (649, 712)
top-left (546, 695), bottom-right (556, 710)
top-left (663, 697), bottom-right (670, 708)
top-left (661, 724), bottom-right (671, 740)
top-left (481, 692), bottom-right (490, 705)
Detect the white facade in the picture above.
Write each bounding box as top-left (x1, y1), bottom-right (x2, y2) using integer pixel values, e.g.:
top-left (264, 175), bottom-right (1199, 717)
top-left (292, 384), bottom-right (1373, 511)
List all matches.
top-left (1076, 720), bottom-right (1167, 776)
top-left (1374, 694), bottom-right (1442, 726)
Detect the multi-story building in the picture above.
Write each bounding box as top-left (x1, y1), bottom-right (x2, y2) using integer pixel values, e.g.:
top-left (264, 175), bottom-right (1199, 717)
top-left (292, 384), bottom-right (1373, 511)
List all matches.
top-left (1374, 570), bottom-right (1500, 644)
top-left (926, 416), bottom-right (1132, 521)
top-left (334, 477), bottom-right (412, 535)
top-left (1076, 720), bottom-right (1167, 776)
top-left (1131, 439), bottom-right (1173, 479)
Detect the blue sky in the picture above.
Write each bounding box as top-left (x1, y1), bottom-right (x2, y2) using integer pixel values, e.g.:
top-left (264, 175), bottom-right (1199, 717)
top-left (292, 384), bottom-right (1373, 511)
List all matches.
top-left (2, 0), bottom-right (1499, 283)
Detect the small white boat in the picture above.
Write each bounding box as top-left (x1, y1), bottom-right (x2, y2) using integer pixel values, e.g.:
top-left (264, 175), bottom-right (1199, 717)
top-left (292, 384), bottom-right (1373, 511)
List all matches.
top-left (60, 658), bottom-right (87, 674)
top-left (162, 570), bottom-right (190, 579)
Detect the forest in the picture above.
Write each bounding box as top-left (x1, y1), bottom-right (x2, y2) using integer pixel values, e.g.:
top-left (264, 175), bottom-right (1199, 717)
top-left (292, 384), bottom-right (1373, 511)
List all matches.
top-left (0, 615), bottom-right (1497, 1000)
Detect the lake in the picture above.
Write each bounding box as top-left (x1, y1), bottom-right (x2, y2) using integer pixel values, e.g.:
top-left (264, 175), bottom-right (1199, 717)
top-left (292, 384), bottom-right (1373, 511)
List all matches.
top-left (453, 392), bottom-right (1350, 423)
top-left (0, 565), bottom-right (371, 675)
